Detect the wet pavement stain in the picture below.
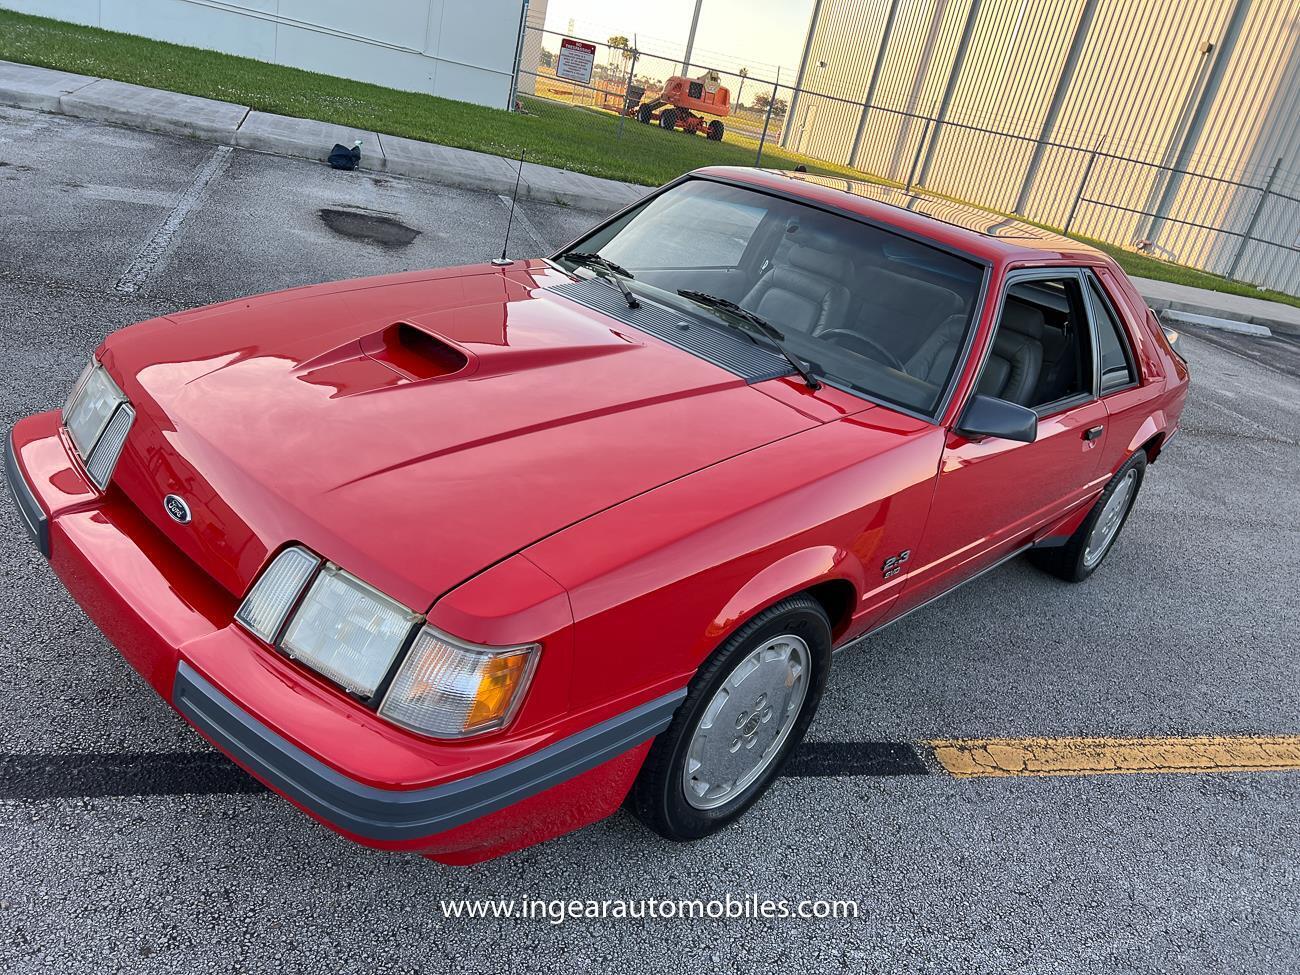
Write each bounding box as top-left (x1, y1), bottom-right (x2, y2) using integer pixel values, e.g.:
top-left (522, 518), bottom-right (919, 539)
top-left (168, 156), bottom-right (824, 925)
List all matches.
top-left (318, 207), bottom-right (421, 249)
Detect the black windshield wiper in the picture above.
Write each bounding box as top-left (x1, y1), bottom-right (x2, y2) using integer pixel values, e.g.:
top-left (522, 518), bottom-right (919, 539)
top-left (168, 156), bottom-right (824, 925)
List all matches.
top-left (677, 290), bottom-right (821, 389)
top-left (560, 251), bottom-right (640, 309)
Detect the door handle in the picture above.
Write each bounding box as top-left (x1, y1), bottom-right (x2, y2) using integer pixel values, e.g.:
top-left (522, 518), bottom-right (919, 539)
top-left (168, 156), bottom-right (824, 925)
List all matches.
top-left (1083, 425), bottom-right (1104, 442)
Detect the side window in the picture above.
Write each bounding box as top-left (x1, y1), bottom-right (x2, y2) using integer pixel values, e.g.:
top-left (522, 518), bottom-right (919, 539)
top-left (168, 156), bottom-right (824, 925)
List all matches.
top-left (977, 276), bottom-right (1094, 412)
top-left (1086, 277), bottom-right (1138, 393)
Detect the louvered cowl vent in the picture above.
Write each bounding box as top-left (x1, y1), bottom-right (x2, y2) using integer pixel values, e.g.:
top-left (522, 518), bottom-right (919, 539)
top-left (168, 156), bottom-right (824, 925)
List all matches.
top-left (548, 278), bottom-right (791, 384)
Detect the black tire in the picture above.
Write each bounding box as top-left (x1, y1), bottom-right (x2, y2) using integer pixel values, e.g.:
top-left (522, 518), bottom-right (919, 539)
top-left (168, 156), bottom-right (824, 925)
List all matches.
top-left (638, 104), bottom-right (654, 124)
top-left (1030, 450), bottom-right (1147, 583)
top-left (630, 595), bottom-right (831, 841)
top-left (707, 120), bottom-right (725, 141)
top-left (659, 109), bottom-right (678, 130)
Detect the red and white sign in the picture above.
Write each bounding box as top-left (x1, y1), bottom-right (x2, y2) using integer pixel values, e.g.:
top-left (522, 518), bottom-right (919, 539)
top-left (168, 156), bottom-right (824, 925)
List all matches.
top-left (556, 38), bottom-right (596, 85)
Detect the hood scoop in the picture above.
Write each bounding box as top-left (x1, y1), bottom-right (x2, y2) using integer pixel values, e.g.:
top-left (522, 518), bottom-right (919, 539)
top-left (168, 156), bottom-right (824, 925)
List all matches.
top-left (361, 322), bottom-right (469, 381)
top-left (293, 323), bottom-right (471, 397)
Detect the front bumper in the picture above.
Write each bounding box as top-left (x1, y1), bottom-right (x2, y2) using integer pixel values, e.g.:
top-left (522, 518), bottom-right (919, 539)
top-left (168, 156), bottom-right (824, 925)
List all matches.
top-left (7, 411), bottom-right (682, 860)
top-left (5, 426), bottom-right (49, 556)
top-left (174, 661), bottom-right (680, 843)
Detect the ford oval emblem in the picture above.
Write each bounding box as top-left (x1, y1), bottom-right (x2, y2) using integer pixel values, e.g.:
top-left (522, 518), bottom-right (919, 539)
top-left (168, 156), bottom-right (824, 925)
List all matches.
top-left (163, 494), bottom-right (192, 525)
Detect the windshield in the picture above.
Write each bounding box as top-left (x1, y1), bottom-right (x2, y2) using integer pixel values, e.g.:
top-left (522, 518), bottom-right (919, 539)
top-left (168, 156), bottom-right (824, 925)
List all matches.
top-left (561, 178), bottom-right (985, 416)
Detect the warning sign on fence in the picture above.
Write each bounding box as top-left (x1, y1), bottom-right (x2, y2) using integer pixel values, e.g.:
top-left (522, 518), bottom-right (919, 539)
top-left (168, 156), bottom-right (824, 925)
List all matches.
top-left (556, 38), bottom-right (596, 85)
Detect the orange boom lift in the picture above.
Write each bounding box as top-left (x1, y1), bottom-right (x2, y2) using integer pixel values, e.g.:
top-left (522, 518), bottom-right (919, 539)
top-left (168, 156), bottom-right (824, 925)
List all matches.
top-left (630, 71), bottom-right (732, 140)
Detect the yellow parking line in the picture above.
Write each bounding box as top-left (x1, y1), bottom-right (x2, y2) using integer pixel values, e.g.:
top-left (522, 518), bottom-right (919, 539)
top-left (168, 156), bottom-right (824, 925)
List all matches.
top-left (928, 736), bottom-right (1300, 778)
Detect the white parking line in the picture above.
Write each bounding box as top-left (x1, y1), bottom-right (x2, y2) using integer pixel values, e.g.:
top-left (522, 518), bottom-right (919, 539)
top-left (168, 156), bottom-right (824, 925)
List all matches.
top-left (497, 193), bottom-right (549, 254)
top-left (114, 145), bottom-right (234, 294)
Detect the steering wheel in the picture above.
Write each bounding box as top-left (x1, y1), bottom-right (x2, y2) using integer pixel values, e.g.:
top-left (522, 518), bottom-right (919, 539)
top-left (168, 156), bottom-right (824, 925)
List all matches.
top-left (816, 328), bottom-right (907, 372)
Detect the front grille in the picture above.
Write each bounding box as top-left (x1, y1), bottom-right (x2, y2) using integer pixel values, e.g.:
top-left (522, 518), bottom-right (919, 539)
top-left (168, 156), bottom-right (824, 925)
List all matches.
top-left (549, 279), bottom-right (791, 384)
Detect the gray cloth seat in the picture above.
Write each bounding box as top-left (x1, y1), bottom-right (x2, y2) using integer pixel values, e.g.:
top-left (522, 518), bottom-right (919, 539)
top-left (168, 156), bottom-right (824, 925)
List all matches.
top-left (742, 244), bottom-right (853, 335)
top-left (845, 267), bottom-right (964, 360)
top-left (906, 299), bottom-right (1045, 406)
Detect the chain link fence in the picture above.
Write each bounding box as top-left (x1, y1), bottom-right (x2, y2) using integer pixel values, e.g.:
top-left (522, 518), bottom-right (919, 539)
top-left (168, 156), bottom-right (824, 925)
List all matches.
top-left (512, 24), bottom-right (1300, 297)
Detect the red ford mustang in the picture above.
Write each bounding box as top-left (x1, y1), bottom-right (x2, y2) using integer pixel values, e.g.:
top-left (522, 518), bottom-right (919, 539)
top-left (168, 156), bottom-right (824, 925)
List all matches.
top-left (6, 169), bottom-right (1188, 863)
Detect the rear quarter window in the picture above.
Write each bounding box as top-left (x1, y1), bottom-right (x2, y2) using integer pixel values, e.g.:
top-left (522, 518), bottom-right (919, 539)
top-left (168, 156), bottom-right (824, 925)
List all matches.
top-left (1086, 275), bottom-right (1138, 393)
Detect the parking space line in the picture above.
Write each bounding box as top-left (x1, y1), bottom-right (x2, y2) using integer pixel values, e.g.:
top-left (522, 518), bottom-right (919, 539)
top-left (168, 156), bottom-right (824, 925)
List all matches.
top-left (0, 752), bottom-right (263, 800)
top-left (5, 737), bottom-right (1300, 801)
top-left (497, 193), bottom-right (550, 254)
top-left (929, 736), bottom-right (1300, 777)
top-left (784, 741), bottom-right (929, 777)
top-left (114, 144), bottom-right (233, 294)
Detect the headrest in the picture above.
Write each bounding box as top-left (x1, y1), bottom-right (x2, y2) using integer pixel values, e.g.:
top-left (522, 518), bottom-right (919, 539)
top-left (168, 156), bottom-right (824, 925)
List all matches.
top-left (787, 244), bottom-right (852, 281)
top-left (1001, 298), bottom-right (1045, 339)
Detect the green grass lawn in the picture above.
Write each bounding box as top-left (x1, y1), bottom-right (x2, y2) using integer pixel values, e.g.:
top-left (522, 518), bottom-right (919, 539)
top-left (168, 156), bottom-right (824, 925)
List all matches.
top-left (2, 8), bottom-right (1296, 308)
top-left (0, 9), bottom-right (867, 186)
top-left (1081, 238), bottom-right (1300, 310)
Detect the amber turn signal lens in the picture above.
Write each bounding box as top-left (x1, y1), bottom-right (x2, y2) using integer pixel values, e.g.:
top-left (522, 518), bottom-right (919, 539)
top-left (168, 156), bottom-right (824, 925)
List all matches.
top-left (378, 627), bottom-right (541, 738)
top-left (466, 652), bottom-right (533, 729)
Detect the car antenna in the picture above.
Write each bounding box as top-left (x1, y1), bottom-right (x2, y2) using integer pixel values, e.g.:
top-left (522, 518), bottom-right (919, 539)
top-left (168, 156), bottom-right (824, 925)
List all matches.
top-left (492, 149), bottom-right (527, 267)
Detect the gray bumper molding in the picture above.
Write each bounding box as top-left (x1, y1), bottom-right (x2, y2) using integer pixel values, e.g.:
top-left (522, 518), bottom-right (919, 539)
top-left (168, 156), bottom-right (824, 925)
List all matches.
top-left (5, 426), bottom-right (49, 557)
top-left (173, 661), bottom-right (685, 842)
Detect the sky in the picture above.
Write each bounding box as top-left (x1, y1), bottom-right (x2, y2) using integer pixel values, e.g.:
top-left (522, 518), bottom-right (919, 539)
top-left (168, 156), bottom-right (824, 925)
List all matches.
top-left (538, 0), bottom-right (817, 82)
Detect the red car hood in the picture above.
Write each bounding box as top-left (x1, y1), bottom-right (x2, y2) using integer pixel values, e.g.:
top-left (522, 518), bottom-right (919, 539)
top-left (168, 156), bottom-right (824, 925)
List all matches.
top-left (101, 264), bottom-right (820, 609)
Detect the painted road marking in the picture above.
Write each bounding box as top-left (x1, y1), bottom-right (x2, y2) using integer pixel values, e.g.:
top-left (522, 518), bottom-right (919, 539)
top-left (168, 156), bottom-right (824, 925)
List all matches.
top-left (5, 737), bottom-right (1300, 800)
top-left (784, 742), bottom-right (928, 777)
top-left (929, 736), bottom-right (1300, 777)
top-left (0, 752), bottom-right (263, 800)
top-left (114, 144), bottom-right (234, 294)
top-left (497, 193), bottom-right (549, 254)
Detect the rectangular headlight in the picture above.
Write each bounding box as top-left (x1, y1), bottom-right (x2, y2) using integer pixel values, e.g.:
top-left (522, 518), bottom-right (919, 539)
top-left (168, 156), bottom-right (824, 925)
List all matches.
top-left (64, 364), bottom-right (127, 462)
top-left (234, 545), bottom-right (321, 643)
top-left (281, 564), bottom-right (422, 698)
top-left (379, 627), bottom-right (540, 738)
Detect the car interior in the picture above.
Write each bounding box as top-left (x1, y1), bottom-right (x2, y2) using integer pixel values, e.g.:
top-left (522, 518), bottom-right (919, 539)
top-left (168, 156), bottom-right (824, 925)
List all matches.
top-left (580, 181), bottom-right (1130, 417)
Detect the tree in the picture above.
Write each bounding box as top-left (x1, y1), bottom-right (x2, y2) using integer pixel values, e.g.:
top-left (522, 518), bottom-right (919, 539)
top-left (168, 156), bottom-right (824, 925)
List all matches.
top-left (736, 67), bottom-right (749, 109)
top-left (607, 35), bottom-right (632, 64)
top-left (754, 92), bottom-right (771, 111)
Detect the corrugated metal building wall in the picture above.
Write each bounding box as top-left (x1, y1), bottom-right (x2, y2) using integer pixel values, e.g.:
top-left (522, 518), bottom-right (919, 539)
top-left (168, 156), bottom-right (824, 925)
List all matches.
top-left (784, 0), bottom-right (1300, 295)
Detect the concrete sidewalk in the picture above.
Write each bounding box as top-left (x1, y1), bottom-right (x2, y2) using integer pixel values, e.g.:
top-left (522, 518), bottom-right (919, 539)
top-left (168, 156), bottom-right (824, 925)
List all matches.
top-left (1134, 276), bottom-right (1299, 337)
top-left (2, 58), bottom-right (1296, 334)
top-left (0, 60), bottom-right (648, 211)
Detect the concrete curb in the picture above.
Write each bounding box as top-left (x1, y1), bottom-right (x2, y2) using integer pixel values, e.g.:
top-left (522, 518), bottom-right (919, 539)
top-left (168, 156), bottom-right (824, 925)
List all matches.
top-left (0, 60), bottom-right (96, 111)
top-left (60, 77), bottom-right (250, 142)
top-left (1143, 294), bottom-right (1290, 338)
top-left (1134, 277), bottom-right (1300, 338)
top-left (0, 59), bottom-right (649, 212)
top-left (1156, 308), bottom-right (1272, 338)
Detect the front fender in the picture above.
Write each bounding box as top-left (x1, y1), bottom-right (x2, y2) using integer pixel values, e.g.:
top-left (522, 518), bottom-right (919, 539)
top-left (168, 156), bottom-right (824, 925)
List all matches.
top-left (707, 546), bottom-right (864, 644)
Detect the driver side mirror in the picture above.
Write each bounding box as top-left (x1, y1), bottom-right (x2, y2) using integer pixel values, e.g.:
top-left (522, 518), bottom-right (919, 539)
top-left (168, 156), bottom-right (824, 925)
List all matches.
top-left (957, 394), bottom-right (1038, 443)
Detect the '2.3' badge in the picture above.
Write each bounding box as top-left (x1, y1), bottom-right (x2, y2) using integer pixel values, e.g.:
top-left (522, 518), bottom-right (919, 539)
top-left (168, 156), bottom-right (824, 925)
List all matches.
top-left (881, 550), bottom-right (910, 579)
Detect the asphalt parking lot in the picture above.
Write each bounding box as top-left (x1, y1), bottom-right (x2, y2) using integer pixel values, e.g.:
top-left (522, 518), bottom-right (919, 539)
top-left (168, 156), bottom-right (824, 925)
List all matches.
top-left (2, 105), bottom-right (1298, 974)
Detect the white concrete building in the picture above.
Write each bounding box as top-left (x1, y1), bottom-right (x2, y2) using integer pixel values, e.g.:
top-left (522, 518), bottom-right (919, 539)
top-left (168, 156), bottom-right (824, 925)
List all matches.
top-left (2, 0), bottom-right (547, 109)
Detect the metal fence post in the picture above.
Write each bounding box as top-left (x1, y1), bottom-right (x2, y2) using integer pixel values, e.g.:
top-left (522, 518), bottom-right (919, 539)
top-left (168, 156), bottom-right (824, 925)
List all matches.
top-left (904, 114), bottom-right (933, 191)
top-left (616, 46), bottom-right (638, 140)
top-left (1064, 139), bottom-right (1104, 234)
top-left (507, 0), bottom-right (529, 111)
top-left (1226, 156), bottom-right (1282, 280)
top-left (755, 68), bottom-right (780, 168)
